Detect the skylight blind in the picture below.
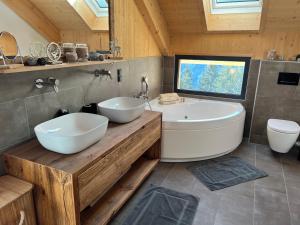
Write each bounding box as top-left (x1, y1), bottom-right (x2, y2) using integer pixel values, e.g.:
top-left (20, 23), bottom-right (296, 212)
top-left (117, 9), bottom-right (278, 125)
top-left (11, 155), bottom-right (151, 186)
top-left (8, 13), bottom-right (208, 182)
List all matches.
top-left (216, 0), bottom-right (259, 3)
top-left (96, 0), bottom-right (108, 8)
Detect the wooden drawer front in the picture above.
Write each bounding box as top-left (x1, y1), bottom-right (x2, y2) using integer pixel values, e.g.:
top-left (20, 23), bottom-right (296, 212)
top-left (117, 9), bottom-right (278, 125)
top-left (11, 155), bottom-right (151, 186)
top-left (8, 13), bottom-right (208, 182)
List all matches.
top-left (78, 117), bottom-right (161, 211)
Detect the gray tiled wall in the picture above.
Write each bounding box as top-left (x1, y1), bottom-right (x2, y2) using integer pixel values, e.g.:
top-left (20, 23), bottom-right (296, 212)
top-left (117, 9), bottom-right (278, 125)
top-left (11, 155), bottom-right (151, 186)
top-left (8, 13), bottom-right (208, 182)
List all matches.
top-left (0, 56), bottom-right (163, 175)
top-left (250, 61), bottom-right (300, 144)
top-left (162, 56), bottom-right (260, 138)
top-left (1, 56), bottom-right (299, 174)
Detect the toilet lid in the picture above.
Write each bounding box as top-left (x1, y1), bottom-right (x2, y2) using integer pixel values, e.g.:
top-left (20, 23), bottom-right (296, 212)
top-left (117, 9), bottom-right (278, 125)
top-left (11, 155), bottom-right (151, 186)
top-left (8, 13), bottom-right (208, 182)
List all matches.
top-left (268, 119), bottom-right (300, 134)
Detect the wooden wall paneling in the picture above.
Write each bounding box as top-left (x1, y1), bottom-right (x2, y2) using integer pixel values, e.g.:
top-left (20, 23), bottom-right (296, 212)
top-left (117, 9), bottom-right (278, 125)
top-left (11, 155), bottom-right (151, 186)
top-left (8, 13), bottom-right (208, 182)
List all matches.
top-left (134, 0), bottom-right (170, 55)
top-left (113, 0), bottom-right (161, 58)
top-left (170, 31), bottom-right (300, 59)
top-left (264, 0), bottom-right (300, 31)
top-left (60, 30), bottom-right (110, 51)
top-left (2, 0), bottom-right (60, 42)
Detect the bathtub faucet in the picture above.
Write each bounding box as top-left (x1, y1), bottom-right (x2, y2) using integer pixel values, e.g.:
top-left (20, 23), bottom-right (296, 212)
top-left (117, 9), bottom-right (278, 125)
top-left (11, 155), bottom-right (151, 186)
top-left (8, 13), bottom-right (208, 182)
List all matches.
top-left (135, 76), bottom-right (152, 111)
top-left (137, 76), bottom-right (149, 99)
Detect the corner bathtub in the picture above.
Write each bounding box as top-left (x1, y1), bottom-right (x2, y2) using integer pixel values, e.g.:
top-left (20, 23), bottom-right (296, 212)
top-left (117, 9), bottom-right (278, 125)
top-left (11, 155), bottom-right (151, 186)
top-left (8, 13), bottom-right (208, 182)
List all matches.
top-left (148, 98), bottom-right (246, 162)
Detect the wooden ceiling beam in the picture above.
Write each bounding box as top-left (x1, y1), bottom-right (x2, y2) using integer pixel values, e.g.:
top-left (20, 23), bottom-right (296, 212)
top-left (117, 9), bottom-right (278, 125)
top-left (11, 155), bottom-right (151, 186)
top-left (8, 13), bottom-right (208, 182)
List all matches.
top-left (134, 0), bottom-right (170, 55)
top-left (2, 0), bottom-right (60, 42)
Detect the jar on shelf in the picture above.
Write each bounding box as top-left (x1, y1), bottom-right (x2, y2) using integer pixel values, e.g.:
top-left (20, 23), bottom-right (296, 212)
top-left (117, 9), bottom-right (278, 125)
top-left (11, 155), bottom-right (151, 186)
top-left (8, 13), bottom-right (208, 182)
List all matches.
top-left (61, 43), bottom-right (77, 63)
top-left (76, 44), bottom-right (89, 62)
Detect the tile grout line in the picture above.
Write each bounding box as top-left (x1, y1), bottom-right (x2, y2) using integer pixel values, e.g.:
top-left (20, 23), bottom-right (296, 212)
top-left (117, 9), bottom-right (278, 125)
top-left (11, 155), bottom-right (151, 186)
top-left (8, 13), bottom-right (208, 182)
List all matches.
top-left (212, 193), bottom-right (222, 225)
top-left (160, 163), bottom-right (176, 187)
top-left (249, 61), bottom-right (262, 141)
top-left (23, 98), bottom-right (31, 139)
top-left (252, 144), bottom-right (257, 225)
top-left (280, 157), bottom-right (292, 225)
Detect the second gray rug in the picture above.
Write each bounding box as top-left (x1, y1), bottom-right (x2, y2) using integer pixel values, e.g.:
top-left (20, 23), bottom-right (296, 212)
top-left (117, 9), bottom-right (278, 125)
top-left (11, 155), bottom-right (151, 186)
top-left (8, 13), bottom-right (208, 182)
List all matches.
top-left (187, 156), bottom-right (268, 191)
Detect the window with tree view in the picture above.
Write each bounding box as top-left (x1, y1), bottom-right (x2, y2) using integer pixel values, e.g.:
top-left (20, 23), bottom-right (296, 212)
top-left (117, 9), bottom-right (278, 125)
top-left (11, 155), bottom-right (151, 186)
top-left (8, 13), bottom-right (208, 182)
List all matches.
top-left (175, 56), bottom-right (250, 99)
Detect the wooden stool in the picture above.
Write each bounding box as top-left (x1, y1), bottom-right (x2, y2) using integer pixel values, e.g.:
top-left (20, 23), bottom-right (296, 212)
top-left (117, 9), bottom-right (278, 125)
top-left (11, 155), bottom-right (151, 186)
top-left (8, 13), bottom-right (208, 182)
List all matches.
top-left (0, 175), bottom-right (36, 225)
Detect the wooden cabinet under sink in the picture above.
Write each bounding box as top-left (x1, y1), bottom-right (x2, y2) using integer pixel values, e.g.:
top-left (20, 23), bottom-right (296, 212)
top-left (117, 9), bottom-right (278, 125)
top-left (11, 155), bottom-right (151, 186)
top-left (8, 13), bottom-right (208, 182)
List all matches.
top-left (4, 111), bottom-right (162, 225)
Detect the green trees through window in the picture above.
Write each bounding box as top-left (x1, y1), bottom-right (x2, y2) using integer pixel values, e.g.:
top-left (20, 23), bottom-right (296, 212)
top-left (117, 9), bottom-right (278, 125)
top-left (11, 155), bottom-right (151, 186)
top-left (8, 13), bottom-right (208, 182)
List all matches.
top-left (176, 56), bottom-right (250, 99)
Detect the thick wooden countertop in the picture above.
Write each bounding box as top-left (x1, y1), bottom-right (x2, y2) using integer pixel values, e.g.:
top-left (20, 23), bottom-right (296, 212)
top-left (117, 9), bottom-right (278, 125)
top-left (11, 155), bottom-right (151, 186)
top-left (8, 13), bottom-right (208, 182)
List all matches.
top-left (4, 111), bottom-right (161, 175)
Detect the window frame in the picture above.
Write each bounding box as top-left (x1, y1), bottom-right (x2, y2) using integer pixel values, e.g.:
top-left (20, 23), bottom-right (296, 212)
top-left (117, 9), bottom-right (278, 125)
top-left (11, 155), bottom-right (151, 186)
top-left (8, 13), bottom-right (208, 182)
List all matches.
top-left (174, 55), bottom-right (251, 100)
top-left (211, 0), bottom-right (262, 14)
top-left (85, 0), bottom-right (108, 17)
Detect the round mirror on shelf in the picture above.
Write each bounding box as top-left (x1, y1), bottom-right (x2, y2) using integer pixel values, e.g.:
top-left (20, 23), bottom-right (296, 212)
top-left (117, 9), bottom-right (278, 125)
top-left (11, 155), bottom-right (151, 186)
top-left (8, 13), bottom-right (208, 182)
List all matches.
top-left (0, 31), bottom-right (23, 65)
top-left (0, 32), bottom-right (18, 59)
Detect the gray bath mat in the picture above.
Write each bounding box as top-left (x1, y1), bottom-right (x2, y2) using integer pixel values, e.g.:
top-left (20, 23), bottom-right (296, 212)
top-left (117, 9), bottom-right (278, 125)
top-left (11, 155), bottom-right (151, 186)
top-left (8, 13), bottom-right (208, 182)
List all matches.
top-left (122, 185), bottom-right (199, 225)
top-left (187, 156), bottom-right (268, 191)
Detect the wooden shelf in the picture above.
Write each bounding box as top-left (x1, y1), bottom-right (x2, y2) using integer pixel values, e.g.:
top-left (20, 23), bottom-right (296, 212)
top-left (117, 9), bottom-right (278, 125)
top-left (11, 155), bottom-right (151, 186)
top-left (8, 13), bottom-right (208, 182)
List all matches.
top-left (80, 157), bottom-right (159, 225)
top-left (0, 60), bottom-right (123, 74)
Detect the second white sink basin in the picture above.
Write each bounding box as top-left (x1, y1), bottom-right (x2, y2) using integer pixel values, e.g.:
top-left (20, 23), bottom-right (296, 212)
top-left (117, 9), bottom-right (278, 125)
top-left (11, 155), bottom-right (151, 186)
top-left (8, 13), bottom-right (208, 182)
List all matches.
top-left (34, 113), bottom-right (109, 154)
top-left (98, 97), bottom-right (145, 123)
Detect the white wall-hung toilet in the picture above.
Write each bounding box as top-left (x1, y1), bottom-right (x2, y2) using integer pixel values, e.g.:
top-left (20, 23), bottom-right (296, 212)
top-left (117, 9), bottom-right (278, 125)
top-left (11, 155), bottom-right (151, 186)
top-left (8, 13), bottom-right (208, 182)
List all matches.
top-left (267, 119), bottom-right (300, 153)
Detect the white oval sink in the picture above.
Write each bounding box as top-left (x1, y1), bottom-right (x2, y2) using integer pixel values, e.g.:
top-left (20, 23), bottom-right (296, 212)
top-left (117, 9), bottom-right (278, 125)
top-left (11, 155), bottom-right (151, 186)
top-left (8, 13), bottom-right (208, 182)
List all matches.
top-left (34, 113), bottom-right (109, 154)
top-left (98, 97), bottom-right (145, 123)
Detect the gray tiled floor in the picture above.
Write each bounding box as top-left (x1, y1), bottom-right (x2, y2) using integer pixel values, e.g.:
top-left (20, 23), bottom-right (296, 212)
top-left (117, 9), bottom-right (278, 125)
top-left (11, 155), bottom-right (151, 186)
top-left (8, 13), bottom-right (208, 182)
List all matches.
top-left (109, 141), bottom-right (300, 225)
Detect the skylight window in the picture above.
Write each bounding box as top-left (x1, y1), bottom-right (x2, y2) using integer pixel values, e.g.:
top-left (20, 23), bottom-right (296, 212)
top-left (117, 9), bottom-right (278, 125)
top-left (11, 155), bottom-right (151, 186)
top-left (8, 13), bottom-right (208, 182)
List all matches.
top-left (216, 0), bottom-right (259, 3)
top-left (85, 0), bottom-right (108, 17)
top-left (211, 0), bottom-right (262, 14)
top-left (96, 0), bottom-right (108, 8)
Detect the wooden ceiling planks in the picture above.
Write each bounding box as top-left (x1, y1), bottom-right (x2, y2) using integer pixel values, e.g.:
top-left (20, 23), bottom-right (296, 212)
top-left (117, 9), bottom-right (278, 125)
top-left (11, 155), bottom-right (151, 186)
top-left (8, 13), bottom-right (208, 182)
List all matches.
top-left (29, 0), bottom-right (90, 30)
top-left (158, 0), bottom-right (300, 34)
top-left (157, 0), bottom-right (206, 34)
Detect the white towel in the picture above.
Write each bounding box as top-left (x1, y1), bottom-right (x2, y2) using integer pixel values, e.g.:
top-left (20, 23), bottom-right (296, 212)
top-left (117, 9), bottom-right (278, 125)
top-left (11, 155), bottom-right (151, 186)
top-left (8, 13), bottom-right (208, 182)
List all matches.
top-left (159, 93), bottom-right (184, 105)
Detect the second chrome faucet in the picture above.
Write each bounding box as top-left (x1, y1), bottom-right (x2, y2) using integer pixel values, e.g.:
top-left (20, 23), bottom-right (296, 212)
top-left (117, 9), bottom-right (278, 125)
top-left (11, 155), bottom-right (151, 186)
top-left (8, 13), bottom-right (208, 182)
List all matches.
top-left (34, 77), bottom-right (60, 93)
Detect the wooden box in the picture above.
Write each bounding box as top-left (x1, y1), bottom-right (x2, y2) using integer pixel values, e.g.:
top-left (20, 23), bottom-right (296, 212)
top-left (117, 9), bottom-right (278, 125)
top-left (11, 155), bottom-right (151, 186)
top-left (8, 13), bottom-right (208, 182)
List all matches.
top-left (0, 175), bottom-right (36, 225)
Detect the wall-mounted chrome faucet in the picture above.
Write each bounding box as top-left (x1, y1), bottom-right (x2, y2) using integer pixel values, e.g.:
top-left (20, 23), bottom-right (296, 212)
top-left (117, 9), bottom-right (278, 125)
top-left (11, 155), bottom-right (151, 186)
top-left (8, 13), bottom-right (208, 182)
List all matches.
top-left (34, 77), bottom-right (60, 93)
top-left (94, 69), bottom-right (112, 80)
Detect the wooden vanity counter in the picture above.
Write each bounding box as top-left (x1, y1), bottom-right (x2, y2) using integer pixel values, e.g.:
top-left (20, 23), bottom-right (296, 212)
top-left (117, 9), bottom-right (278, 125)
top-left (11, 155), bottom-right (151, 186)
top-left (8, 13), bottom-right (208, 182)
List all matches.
top-left (4, 111), bottom-right (162, 225)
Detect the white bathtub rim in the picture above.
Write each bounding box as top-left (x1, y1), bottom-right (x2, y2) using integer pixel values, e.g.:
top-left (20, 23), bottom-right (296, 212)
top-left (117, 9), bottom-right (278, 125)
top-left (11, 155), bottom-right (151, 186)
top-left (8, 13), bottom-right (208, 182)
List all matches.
top-left (163, 110), bottom-right (246, 130)
top-left (164, 111), bottom-right (245, 127)
top-left (160, 140), bottom-right (242, 162)
top-left (149, 97), bottom-right (245, 123)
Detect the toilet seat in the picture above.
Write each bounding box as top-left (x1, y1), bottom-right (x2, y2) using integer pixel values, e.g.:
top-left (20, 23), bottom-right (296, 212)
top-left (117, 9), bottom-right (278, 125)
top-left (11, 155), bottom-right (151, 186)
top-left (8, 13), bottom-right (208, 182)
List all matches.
top-left (267, 119), bottom-right (300, 134)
